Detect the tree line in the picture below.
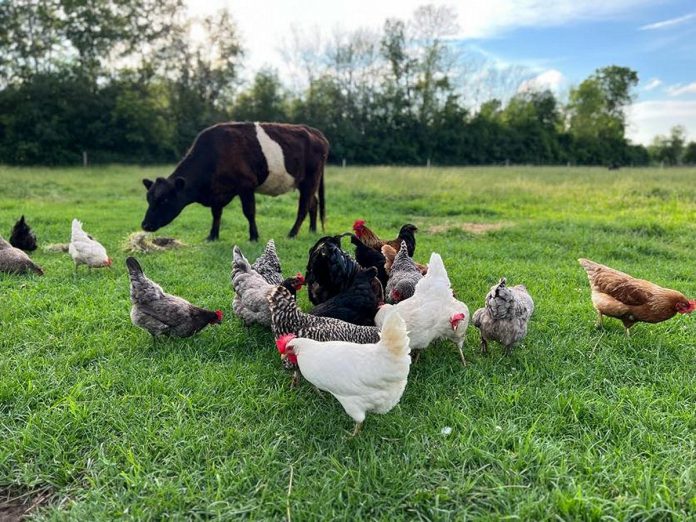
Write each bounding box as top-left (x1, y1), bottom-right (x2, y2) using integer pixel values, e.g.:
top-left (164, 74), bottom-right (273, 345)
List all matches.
top-left (0, 1), bottom-right (693, 167)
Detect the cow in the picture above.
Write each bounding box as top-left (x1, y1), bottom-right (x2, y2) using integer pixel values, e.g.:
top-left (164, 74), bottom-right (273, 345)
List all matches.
top-left (141, 122), bottom-right (329, 242)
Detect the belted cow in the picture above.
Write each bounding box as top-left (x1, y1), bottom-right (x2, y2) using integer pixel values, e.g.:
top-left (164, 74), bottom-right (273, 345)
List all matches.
top-left (141, 122), bottom-right (329, 241)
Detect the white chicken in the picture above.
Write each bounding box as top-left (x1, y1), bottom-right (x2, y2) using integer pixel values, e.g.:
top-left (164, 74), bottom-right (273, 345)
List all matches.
top-left (276, 309), bottom-right (411, 436)
top-left (374, 252), bottom-right (469, 364)
top-left (69, 219), bottom-right (111, 269)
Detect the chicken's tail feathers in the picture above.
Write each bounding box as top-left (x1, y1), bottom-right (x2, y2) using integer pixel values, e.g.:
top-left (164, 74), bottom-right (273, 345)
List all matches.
top-left (268, 285), bottom-right (303, 331)
top-left (232, 245), bottom-right (250, 273)
top-left (125, 256), bottom-right (143, 276)
top-left (379, 310), bottom-right (410, 358)
top-left (472, 308), bottom-right (484, 328)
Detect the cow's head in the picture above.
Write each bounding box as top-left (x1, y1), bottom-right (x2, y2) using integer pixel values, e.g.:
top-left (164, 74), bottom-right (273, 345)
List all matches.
top-left (141, 177), bottom-right (188, 232)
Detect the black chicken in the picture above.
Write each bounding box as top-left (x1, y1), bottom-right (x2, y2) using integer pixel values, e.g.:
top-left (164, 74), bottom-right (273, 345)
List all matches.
top-left (309, 266), bottom-right (384, 326)
top-left (305, 235), bottom-right (360, 305)
top-left (10, 215), bottom-right (37, 252)
top-left (350, 234), bottom-right (389, 288)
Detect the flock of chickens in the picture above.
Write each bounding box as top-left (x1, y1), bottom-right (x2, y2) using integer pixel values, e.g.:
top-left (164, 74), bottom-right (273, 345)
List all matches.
top-left (2, 216), bottom-right (695, 434)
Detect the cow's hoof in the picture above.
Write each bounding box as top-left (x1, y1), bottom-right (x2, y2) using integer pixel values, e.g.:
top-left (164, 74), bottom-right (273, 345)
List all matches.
top-left (206, 235), bottom-right (219, 242)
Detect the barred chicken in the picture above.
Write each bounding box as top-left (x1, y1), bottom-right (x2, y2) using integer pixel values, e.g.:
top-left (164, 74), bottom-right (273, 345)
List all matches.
top-left (472, 277), bottom-right (534, 355)
top-left (579, 258), bottom-right (695, 334)
top-left (69, 219), bottom-right (112, 269)
top-left (305, 235), bottom-right (360, 305)
top-left (384, 241), bottom-right (423, 303)
top-left (352, 220), bottom-right (418, 257)
top-left (309, 266), bottom-right (384, 326)
top-left (350, 234), bottom-right (389, 287)
top-left (126, 257), bottom-right (222, 338)
top-left (9, 215), bottom-right (37, 252)
top-left (375, 252), bottom-right (469, 364)
top-left (0, 236), bottom-right (43, 275)
top-left (251, 239), bottom-right (283, 285)
top-left (276, 308), bottom-right (410, 436)
top-left (232, 245), bottom-right (304, 327)
top-left (381, 244), bottom-right (428, 275)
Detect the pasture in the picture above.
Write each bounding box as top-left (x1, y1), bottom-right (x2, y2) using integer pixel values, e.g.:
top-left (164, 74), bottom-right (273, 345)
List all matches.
top-left (1, 165), bottom-right (695, 520)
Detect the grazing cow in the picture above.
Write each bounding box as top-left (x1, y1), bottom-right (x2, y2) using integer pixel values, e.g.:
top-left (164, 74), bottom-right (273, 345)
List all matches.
top-left (141, 122), bottom-right (329, 241)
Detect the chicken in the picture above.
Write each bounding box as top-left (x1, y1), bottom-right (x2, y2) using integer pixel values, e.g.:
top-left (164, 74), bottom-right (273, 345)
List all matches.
top-left (251, 239), bottom-right (283, 285)
top-left (269, 284), bottom-right (380, 386)
top-left (578, 258), bottom-right (695, 335)
top-left (350, 234), bottom-right (389, 287)
top-left (0, 236), bottom-right (43, 275)
top-left (305, 235), bottom-right (360, 305)
top-left (352, 220), bottom-right (418, 256)
top-left (381, 244), bottom-right (428, 275)
top-left (276, 308), bottom-right (410, 436)
top-left (384, 241), bottom-right (423, 303)
top-left (472, 277), bottom-right (534, 355)
top-left (126, 257), bottom-right (222, 338)
top-left (69, 219), bottom-right (112, 269)
top-left (232, 245), bottom-right (304, 327)
top-left (375, 252), bottom-right (469, 364)
top-left (9, 215), bottom-right (37, 252)
top-left (310, 266), bottom-right (384, 326)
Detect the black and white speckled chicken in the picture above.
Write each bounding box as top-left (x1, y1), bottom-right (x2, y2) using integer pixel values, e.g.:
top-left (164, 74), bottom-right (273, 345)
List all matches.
top-left (385, 240), bottom-right (423, 304)
top-left (232, 245), bottom-right (305, 327)
top-left (251, 239), bottom-right (283, 285)
top-left (0, 236), bottom-right (43, 275)
top-left (305, 235), bottom-right (360, 305)
top-left (126, 257), bottom-right (222, 338)
top-left (472, 277), bottom-right (534, 355)
top-left (350, 234), bottom-right (389, 288)
top-left (309, 266), bottom-right (384, 326)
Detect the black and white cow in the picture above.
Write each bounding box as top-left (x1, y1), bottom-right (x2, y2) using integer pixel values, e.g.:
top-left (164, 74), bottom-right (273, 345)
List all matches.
top-left (141, 122), bottom-right (329, 241)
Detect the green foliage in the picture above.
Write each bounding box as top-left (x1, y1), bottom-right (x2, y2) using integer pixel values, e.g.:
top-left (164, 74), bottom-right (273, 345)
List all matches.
top-left (1, 165), bottom-right (695, 519)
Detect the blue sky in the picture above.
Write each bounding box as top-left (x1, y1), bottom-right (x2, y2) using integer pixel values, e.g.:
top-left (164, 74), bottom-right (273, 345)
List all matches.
top-left (190, 0), bottom-right (696, 144)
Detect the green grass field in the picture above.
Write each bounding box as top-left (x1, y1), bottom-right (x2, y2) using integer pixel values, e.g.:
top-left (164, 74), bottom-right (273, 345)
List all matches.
top-left (1, 165), bottom-right (695, 520)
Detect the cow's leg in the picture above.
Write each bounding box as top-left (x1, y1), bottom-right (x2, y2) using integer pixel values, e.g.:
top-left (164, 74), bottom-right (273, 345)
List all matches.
top-left (308, 194), bottom-right (318, 232)
top-left (207, 206), bottom-right (223, 241)
top-left (288, 188), bottom-right (310, 238)
top-left (239, 190), bottom-right (259, 242)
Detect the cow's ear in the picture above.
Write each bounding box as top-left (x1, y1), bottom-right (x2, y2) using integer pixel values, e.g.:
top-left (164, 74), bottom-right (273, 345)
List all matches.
top-left (174, 177), bottom-right (186, 191)
top-left (142, 178), bottom-right (153, 190)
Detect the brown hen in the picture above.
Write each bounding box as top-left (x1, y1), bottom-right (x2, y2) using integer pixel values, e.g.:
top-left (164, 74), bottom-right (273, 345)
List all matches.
top-left (352, 220), bottom-right (417, 256)
top-left (578, 258), bottom-right (695, 335)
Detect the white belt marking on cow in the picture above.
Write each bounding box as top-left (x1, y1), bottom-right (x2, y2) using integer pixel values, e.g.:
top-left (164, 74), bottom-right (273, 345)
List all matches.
top-left (255, 123), bottom-right (296, 196)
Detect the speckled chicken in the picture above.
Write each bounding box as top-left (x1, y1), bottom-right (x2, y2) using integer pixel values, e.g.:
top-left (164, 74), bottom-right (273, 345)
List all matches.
top-left (69, 219), bottom-right (112, 269)
top-left (305, 235), bottom-right (360, 305)
top-left (384, 241), bottom-right (423, 303)
top-left (126, 257), bottom-right (222, 338)
top-left (9, 215), bottom-right (37, 252)
top-left (310, 266), bottom-right (384, 326)
top-left (232, 245), bottom-right (304, 327)
top-left (251, 239), bottom-right (283, 285)
top-left (0, 236), bottom-right (43, 275)
top-left (381, 244), bottom-right (428, 275)
top-left (472, 277), bottom-right (534, 355)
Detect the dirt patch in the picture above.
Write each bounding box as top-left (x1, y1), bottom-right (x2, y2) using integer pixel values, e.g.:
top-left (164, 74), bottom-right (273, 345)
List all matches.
top-left (427, 222), bottom-right (511, 235)
top-left (122, 232), bottom-right (186, 253)
top-left (0, 486), bottom-right (52, 521)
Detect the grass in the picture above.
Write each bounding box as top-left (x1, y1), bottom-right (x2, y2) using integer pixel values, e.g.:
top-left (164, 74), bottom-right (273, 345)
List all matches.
top-left (1, 164), bottom-right (695, 520)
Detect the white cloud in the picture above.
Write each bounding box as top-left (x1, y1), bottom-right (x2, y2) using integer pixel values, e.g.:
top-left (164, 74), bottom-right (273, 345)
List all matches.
top-left (643, 78), bottom-right (662, 91)
top-left (187, 0), bottom-right (657, 70)
top-left (666, 82), bottom-right (696, 96)
top-left (627, 100), bottom-right (696, 144)
top-left (639, 12), bottom-right (695, 30)
top-left (518, 69), bottom-right (566, 93)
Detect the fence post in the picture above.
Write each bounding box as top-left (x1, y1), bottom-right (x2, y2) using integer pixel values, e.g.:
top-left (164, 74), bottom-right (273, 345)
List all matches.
top-left (82, 151), bottom-right (88, 167)
top-left (342, 158), bottom-right (346, 168)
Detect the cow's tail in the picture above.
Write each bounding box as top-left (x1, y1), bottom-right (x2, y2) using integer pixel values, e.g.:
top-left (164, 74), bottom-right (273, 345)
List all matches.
top-left (318, 168), bottom-right (326, 232)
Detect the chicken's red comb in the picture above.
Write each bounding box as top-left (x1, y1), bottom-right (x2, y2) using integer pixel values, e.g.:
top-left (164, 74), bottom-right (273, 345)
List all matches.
top-left (353, 219), bottom-right (365, 230)
top-left (450, 312), bottom-right (466, 328)
top-left (295, 272), bottom-right (305, 285)
top-left (276, 334), bottom-right (296, 354)
top-left (214, 310), bottom-right (223, 323)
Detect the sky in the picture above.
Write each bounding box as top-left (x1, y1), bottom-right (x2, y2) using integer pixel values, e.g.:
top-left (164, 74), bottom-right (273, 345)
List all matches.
top-left (187, 0), bottom-right (696, 145)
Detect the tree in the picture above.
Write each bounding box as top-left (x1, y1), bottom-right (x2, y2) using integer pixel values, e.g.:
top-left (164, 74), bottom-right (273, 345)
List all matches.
top-left (649, 126), bottom-right (687, 165)
top-left (234, 69), bottom-right (289, 122)
top-left (684, 141), bottom-right (696, 165)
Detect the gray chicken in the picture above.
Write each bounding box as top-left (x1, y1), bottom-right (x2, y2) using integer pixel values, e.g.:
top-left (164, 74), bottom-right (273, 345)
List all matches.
top-left (472, 277), bottom-right (534, 355)
top-left (251, 239), bottom-right (283, 285)
top-left (232, 245), bottom-right (304, 327)
top-left (126, 257), bottom-right (222, 338)
top-left (0, 236), bottom-right (43, 275)
top-left (385, 240), bottom-right (423, 303)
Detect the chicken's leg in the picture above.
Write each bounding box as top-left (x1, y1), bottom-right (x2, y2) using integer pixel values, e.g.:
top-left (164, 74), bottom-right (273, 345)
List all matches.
top-left (480, 337), bottom-right (488, 355)
top-left (411, 350), bottom-right (421, 364)
top-left (456, 343), bottom-right (467, 366)
top-left (350, 422), bottom-right (363, 437)
top-left (624, 326), bottom-right (631, 338)
top-left (595, 310), bottom-right (604, 329)
top-left (290, 370), bottom-right (300, 388)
